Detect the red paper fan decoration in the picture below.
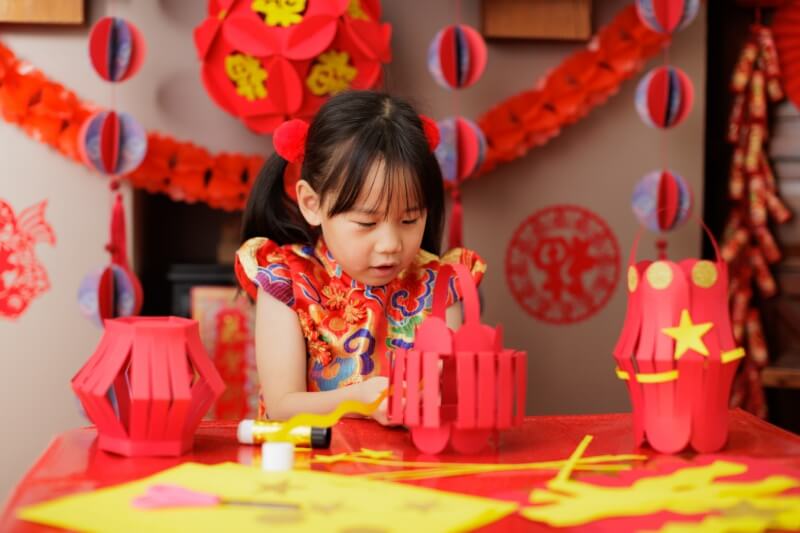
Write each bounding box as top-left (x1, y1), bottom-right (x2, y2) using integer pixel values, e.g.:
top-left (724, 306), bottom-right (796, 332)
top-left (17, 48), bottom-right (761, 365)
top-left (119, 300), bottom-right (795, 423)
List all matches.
top-left (89, 17), bottom-right (146, 82)
top-left (427, 24), bottom-right (487, 90)
top-left (193, 0), bottom-right (391, 134)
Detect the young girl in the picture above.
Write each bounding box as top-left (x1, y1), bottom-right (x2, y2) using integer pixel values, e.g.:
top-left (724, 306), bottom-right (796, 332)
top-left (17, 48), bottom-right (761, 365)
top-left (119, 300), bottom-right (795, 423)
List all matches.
top-left (235, 91), bottom-right (485, 424)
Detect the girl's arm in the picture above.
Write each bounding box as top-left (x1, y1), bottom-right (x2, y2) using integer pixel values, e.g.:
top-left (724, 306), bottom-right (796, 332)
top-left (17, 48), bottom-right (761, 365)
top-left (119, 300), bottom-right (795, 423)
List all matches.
top-left (254, 286), bottom-right (387, 421)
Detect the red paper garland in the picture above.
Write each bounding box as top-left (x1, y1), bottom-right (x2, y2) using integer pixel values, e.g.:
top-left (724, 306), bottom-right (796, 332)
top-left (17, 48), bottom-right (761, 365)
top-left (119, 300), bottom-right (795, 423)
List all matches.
top-left (0, 5), bottom-right (667, 211)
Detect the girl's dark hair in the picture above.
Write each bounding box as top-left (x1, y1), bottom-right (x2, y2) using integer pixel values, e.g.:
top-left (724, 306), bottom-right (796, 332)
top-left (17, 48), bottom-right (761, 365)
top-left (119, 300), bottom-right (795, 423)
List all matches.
top-left (241, 91), bottom-right (445, 255)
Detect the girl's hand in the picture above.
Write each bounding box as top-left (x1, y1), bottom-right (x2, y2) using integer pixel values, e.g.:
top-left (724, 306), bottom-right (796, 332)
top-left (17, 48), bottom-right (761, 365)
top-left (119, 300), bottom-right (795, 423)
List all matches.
top-left (358, 376), bottom-right (395, 426)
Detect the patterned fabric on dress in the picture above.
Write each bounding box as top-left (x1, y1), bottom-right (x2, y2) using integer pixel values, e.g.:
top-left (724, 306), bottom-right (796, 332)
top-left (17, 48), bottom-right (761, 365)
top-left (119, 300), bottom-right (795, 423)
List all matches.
top-left (235, 237), bottom-right (485, 415)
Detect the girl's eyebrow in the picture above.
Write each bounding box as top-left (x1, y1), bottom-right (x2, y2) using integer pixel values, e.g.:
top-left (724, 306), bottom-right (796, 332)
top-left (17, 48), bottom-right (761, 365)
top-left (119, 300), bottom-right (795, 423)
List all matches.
top-left (351, 205), bottom-right (423, 215)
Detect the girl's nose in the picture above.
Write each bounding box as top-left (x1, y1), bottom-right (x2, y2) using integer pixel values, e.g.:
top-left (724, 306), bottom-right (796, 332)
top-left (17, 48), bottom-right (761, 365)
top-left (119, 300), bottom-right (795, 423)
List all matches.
top-left (374, 225), bottom-right (402, 255)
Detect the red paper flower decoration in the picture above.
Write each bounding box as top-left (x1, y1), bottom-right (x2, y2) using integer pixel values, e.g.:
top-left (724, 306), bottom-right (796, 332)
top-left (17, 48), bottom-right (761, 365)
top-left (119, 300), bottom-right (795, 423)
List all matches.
top-left (194, 0), bottom-right (391, 133)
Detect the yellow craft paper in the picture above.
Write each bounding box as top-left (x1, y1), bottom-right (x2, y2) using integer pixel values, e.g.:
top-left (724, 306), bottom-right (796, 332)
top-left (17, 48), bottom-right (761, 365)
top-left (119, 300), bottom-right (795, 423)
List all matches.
top-left (521, 460), bottom-right (800, 528)
top-left (18, 462), bottom-right (518, 533)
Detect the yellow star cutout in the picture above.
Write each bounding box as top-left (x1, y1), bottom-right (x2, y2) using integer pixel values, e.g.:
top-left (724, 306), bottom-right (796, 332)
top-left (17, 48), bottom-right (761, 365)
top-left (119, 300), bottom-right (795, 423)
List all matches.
top-left (662, 309), bottom-right (714, 360)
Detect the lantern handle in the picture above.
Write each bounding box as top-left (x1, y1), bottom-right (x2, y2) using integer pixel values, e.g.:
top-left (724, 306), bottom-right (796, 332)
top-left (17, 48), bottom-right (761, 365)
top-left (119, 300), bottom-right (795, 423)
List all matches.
top-left (627, 213), bottom-right (723, 268)
top-left (431, 263), bottom-right (481, 326)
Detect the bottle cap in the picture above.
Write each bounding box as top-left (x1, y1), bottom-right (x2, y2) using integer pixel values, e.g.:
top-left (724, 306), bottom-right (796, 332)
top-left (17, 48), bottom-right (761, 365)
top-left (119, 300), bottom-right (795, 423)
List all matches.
top-left (237, 419), bottom-right (255, 444)
top-left (311, 427), bottom-right (332, 448)
top-left (261, 441), bottom-right (295, 472)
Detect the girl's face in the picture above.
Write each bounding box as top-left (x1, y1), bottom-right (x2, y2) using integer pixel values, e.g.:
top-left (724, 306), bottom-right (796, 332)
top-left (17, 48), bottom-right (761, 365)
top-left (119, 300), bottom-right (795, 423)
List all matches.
top-left (297, 161), bottom-right (427, 286)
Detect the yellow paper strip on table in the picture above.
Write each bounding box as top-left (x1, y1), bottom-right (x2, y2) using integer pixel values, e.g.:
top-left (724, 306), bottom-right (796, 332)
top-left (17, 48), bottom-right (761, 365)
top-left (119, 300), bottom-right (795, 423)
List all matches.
top-left (521, 460), bottom-right (800, 528)
top-left (18, 462), bottom-right (519, 533)
top-left (269, 389), bottom-right (389, 441)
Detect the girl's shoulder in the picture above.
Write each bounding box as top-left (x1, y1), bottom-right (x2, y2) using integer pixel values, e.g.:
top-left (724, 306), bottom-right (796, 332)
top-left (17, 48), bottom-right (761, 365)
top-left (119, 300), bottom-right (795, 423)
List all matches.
top-left (234, 237), bottom-right (318, 303)
top-left (413, 246), bottom-right (487, 285)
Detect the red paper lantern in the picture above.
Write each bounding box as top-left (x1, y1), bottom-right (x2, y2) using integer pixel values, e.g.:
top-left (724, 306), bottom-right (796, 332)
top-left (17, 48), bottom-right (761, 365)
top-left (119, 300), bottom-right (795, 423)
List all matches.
top-left (193, 0), bottom-right (391, 134)
top-left (78, 110), bottom-right (148, 175)
top-left (612, 234), bottom-right (745, 454)
top-left (72, 317), bottom-right (226, 456)
top-left (434, 116), bottom-right (487, 184)
top-left (388, 264), bottom-right (527, 454)
top-left (635, 66), bottom-right (694, 129)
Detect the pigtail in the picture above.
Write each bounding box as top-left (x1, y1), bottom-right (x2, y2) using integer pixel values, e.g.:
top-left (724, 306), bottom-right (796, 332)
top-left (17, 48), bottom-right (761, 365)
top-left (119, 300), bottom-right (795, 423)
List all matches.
top-left (240, 154), bottom-right (315, 246)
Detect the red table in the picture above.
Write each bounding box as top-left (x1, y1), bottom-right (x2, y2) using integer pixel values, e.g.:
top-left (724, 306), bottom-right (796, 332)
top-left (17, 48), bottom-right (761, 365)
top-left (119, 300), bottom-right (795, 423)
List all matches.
top-left (3, 410), bottom-right (800, 532)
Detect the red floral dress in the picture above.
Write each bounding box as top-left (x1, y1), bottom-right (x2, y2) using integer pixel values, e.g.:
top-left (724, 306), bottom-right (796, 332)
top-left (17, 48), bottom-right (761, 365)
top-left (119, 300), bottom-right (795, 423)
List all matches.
top-left (235, 238), bottom-right (485, 399)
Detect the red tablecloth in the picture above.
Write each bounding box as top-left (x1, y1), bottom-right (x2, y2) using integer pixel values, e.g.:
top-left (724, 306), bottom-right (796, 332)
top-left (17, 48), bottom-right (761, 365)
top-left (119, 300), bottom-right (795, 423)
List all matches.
top-left (3, 410), bottom-right (800, 532)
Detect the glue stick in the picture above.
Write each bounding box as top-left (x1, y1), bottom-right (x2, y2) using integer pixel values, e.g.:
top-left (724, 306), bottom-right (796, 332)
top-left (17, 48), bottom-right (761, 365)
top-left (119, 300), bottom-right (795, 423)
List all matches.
top-left (237, 419), bottom-right (331, 448)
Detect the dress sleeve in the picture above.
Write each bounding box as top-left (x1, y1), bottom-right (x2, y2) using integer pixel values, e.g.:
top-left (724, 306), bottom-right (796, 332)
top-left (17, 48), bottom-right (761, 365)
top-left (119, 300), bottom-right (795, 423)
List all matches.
top-left (439, 247), bottom-right (487, 307)
top-left (234, 237), bottom-right (295, 306)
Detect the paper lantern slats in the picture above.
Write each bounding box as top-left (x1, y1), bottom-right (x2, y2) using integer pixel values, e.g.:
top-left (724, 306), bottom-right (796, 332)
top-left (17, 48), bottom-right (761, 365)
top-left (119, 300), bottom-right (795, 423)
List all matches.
top-left (72, 317), bottom-right (225, 456)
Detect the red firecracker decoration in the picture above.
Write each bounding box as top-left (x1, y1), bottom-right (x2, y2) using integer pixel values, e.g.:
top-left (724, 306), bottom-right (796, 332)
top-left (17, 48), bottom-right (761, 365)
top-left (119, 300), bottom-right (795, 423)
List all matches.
top-left (193, 0), bottom-right (391, 134)
top-left (721, 22), bottom-right (791, 418)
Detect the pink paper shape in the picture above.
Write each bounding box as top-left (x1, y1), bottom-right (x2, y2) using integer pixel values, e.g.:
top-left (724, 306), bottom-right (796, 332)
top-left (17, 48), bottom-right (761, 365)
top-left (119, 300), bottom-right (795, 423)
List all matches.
top-left (133, 485), bottom-right (220, 510)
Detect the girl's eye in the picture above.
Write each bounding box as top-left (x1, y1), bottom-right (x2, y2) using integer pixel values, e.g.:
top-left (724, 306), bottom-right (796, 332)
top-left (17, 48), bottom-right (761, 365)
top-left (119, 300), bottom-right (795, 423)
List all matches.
top-left (354, 221), bottom-right (376, 228)
top-left (402, 218), bottom-right (419, 225)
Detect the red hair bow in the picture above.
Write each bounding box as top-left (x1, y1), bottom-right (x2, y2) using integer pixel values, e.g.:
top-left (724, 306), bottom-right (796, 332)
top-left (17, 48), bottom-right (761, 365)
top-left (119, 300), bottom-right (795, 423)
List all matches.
top-left (273, 119), bottom-right (309, 163)
top-left (419, 114), bottom-right (440, 151)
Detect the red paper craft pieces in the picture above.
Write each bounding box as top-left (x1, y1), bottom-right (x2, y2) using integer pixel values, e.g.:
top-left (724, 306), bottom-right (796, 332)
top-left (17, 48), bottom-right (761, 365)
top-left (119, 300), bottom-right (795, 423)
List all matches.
top-left (0, 199), bottom-right (55, 319)
top-left (88, 17), bottom-right (146, 82)
top-left (72, 316), bottom-right (225, 456)
top-left (722, 21), bottom-right (791, 418)
top-left (613, 230), bottom-right (745, 454)
top-left (194, 0), bottom-right (391, 133)
top-left (388, 263), bottom-right (527, 454)
top-left (506, 205), bottom-right (621, 325)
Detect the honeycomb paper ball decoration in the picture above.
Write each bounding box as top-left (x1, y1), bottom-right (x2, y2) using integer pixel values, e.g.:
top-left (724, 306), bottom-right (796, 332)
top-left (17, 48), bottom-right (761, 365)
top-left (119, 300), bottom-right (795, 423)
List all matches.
top-left (89, 16), bottom-right (146, 82)
top-left (635, 66), bottom-right (694, 129)
top-left (635, 0), bottom-right (700, 34)
top-left (632, 169), bottom-right (693, 232)
top-left (427, 24), bottom-right (487, 90)
top-left (78, 111), bottom-right (148, 175)
top-left (434, 117), bottom-right (487, 184)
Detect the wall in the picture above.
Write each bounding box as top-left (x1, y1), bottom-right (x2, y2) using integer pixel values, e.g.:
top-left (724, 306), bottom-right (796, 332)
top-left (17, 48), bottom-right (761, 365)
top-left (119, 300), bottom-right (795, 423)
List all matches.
top-left (0, 0), bottom-right (706, 500)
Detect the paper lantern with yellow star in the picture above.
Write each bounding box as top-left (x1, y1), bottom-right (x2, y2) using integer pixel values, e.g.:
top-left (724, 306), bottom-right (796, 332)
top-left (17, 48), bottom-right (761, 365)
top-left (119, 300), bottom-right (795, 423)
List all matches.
top-left (193, 0), bottom-right (391, 134)
top-left (612, 236), bottom-right (745, 454)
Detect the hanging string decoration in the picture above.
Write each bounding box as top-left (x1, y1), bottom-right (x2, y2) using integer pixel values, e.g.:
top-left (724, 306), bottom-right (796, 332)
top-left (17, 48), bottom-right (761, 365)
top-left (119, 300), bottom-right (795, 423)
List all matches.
top-left (0, 5), bottom-right (670, 212)
top-left (76, 15), bottom-right (147, 327)
top-left (629, 3), bottom-right (697, 233)
top-left (721, 19), bottom-right (791, 418)
top-left (427, 16), bottom-right (488, 248)
top-left (193, 0), bottom-right (391, 134)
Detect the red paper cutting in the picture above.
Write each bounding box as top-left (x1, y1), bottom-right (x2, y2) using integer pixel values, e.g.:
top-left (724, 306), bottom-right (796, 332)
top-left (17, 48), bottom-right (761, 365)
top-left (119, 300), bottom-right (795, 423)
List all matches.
top-left (0, 199), bottom-right (56, 319)
top-left (505, 205), bottom-right (621, 325)
top-left (388, 263), bottom-right (527, 454)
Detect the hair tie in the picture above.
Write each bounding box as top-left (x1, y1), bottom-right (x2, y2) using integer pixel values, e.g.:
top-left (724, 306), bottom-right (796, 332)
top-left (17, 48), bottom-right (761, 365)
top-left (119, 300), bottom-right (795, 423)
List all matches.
top-left (419, 114), bottom-right (440, 152)
top-left (273, 119), bottom-right (309, 163)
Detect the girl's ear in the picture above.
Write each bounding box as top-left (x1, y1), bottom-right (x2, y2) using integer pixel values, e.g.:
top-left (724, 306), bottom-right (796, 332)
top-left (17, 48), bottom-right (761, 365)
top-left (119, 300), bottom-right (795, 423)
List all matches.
top-left (296, 180), bottom-right (323, 226)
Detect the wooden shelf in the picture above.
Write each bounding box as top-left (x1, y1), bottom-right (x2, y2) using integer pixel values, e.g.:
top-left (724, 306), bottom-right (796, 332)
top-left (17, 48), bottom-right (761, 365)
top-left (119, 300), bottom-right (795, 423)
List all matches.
top-left (763, 367), bottom-right (800, 389)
